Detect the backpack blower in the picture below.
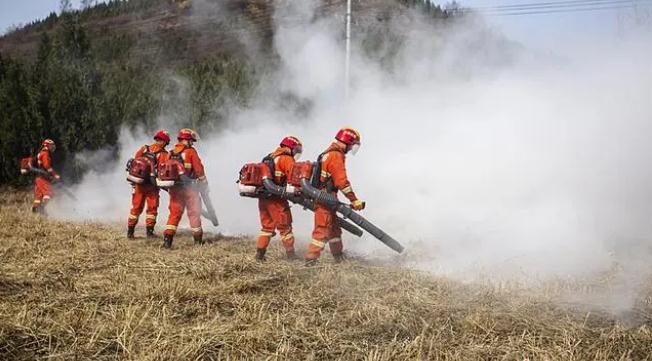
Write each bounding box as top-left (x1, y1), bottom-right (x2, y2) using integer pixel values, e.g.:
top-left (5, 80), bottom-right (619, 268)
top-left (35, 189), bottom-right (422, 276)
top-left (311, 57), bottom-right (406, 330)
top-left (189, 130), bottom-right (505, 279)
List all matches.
top-left (237, 162), bottom-right (363, 237)
top-left (289, 161), bottom-right (404, 254)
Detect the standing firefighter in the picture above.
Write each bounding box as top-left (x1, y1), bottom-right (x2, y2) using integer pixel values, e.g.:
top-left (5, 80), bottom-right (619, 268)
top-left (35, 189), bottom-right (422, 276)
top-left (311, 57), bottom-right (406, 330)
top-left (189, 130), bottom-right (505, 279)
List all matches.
top-left (32, 139), bottom-right (61, 213)
top-left (305, 127), bottom-right (365, 264)
top-left (256, 136), bottom-right (303, 261)
top-left (163, 128), bottom-right (207, 249)
top-left (126, 130), bottom-right (171, 239)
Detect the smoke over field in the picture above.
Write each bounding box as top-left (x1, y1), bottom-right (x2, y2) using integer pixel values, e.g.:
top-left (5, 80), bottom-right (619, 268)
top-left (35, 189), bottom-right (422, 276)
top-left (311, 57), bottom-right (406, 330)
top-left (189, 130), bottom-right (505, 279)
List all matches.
top-left (51, 0), bottom-right (652, 304)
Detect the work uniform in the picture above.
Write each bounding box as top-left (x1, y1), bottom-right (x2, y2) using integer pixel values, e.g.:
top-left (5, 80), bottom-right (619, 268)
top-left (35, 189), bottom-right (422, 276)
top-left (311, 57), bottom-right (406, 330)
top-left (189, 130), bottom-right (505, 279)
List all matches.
top-left (33, 147), bottom-right (58, 211)
top-left (164, 143), bottom-right (206, 239)
top-left (305, 143), bottom-right (360, 260)
top-left (127, 143), bottom-right (168, 229)
top-left (257, 147), bottom-right (296, 254)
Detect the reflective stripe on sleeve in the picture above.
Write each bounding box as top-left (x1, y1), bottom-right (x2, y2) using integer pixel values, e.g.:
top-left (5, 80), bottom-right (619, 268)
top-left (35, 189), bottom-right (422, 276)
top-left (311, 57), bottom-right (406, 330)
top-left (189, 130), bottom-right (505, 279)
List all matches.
top-left (128, 214), bottom-right (139, 220)
top-left (329, 237), bottom-right (342, 244)
top-left (165, 225), bottom-right (177, 230)
top-left (146, 215), bottom-right (156, 219)
top-left (281, 233), bottom-right (294, 241)
top-left (341, 186), bottom-right (353, 194)
top-left (184, 163), bottom-right (192, 169)
top-left (191, 227), bottom-right (202, 233)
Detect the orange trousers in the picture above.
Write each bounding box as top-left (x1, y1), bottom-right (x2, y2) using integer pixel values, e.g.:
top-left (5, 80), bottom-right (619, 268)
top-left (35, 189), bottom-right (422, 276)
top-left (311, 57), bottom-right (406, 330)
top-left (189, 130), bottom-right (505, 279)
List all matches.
top-left (305, 196), bottom-right (343, 260)
top-left (164, 186), bottom-right (202, 237)
top-left (128, 184), bottom-right (160, 228)
top-left (33, 176), bottom-right (52, 209)
top-left (257, 197), bottom-right (294, 252)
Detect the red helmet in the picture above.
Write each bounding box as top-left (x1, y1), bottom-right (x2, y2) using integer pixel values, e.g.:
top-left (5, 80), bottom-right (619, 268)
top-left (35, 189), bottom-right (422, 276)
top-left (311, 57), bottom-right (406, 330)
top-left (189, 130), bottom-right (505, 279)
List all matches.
top-left (42, 139), bottom-right (56, 148)
top-left (153, 129), bottom-right (170, 144)
top-left (280, 135), bottom-right (303, 155)
top-left (177, 128), bottom-right (199, 142)
top-left (335, 127), bottom-right (361, 146)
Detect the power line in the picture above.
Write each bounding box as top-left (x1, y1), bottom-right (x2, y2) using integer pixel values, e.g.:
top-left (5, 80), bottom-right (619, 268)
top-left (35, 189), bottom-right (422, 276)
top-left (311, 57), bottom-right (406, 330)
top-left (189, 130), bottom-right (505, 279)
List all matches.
top-left (489, 3), bottom-right (652, 16)
top-left (463, 0), bottom-right (651, 16)
top-left (474, 0), bottom-right (649, 10)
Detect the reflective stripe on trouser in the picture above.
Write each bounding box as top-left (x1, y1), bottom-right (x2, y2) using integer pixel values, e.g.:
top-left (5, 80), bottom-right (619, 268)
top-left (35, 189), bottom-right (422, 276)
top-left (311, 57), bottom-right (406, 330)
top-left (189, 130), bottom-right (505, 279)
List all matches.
top-left (164, 186), bottom-right (202, 237)
top-left (305, 201), bottom-right (342, 260)
top-left (128, 184), bottom-right (160, 227)
top-left (257, 197), bottom-right (294, 251)
top-left (33, 176), bottom-right (52, 208)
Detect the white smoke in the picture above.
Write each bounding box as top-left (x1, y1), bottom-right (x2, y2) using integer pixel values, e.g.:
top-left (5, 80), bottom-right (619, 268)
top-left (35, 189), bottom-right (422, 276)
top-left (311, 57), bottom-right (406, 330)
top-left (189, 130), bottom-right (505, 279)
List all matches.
top-left (52, 1), bottom-right (652, 298)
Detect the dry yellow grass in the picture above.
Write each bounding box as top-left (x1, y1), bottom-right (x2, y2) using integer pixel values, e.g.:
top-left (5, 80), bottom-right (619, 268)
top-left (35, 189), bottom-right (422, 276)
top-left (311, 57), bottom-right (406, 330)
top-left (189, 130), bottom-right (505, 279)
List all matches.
top-left (0, 190), bottom-right (651, 360)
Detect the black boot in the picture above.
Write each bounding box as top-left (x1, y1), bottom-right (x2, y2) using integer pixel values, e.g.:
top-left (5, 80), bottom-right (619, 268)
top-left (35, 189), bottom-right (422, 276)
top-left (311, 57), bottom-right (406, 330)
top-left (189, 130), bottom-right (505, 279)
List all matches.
top-left (163, 235), bottom-right (173, 249)
top-left (146, 226), bottom-right (156, 238)
top-left (31, 206), bottom-right (39, 213)
top-left (286, 250), bottom-right (299, 260)
top-left (193, 234), bottom-right (204, 245)
top-left (127, 226), bottom-right (135, 239)
top-left (255, 248), bottom-right (266, 262)
top-left (333, 253), bottom-right (346, 263)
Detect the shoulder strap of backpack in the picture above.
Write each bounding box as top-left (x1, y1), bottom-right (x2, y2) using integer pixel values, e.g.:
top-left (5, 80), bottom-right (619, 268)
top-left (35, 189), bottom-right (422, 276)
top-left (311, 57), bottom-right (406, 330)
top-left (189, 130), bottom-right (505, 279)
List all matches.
top-left (313, 148), bottom-right (343, 189)
top-left (262, 153), bottom-right (275, 175)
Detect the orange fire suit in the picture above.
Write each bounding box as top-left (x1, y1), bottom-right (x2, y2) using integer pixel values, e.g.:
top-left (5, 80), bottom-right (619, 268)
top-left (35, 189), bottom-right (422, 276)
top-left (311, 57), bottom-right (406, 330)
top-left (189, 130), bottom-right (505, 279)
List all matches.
top-left (305, 143), bottom-right (360, 260)
top-left (257, 147), bottom-right (296, 254)
top-left (128, 143), bottom-right (168, 228)
top-left (33, 148), bottom-right (59, 211)
top-left (164, 143), bottom-right (206, 238)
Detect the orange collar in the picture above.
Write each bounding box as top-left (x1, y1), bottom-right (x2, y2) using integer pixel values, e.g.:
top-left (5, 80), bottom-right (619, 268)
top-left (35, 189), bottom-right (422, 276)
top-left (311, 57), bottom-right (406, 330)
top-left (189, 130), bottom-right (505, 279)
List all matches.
top-left (272, 146), bottom-right (292, 157)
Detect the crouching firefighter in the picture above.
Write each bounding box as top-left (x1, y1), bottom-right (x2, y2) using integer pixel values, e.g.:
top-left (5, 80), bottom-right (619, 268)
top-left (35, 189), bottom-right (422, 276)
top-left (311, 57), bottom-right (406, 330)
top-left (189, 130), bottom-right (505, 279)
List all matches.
top-left (161, 128), bottom-right (207, 249)
top-left (256, 136), bottom-right (303, 261)
top-left (31, 139), bottom-right (61, 214)
top-left (305, 127), bottom-right (365, 264)
top-left (126, 130), bottom-right (171, 239)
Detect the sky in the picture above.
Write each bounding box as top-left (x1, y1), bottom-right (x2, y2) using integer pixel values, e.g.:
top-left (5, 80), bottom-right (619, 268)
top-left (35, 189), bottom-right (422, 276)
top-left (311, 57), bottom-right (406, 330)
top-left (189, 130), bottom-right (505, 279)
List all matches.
top-left (1, 0), bottom-right (649, 49)
top-left (447, 0), bottom-right (650, 50)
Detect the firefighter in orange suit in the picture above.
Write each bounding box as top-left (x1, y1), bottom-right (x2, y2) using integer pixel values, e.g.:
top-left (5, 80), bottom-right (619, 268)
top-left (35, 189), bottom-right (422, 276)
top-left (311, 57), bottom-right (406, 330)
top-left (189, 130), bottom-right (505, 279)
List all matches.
top-left (305, 127), bottom-right (365, 264)
top-left (32, 139), bottom-right (60, 214)
top-left (127, 130), bottom-right (171, 239)
top-left (256, 136), bottom-right (303, 261)
top-left (163, 128), bottom-right (206, 249)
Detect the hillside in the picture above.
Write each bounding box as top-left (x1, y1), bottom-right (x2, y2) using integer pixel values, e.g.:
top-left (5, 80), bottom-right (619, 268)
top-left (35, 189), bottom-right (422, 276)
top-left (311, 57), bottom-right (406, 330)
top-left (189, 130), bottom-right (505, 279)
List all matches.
top-left (0, 0), bottom-right (454, 186)
top-left (0, 0), bottom-right (450, 64)
top-left (1, 191), bottom-right (651, 360)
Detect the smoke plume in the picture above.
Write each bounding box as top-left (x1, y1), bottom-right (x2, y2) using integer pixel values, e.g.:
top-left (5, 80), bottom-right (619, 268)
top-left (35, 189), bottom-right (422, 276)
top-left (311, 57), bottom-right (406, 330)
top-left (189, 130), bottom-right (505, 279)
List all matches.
top-left (51, 1), bottom-right (652, 306)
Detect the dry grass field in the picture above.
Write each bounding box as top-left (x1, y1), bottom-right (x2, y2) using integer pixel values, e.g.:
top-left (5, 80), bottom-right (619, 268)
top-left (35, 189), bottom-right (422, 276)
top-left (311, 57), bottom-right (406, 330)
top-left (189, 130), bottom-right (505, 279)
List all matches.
top-left (1, 190), bottom-right (651, 360)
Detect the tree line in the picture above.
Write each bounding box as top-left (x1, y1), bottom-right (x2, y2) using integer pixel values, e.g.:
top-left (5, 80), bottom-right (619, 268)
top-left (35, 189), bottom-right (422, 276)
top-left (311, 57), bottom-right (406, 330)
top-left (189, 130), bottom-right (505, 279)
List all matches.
top-left (0, 12), bottom-right (255, 185)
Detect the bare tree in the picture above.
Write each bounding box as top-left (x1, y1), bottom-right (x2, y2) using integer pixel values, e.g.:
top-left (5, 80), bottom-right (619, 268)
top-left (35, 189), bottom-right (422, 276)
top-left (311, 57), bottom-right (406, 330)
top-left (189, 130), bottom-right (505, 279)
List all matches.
top-left (59, 0), bottom-right (72, 13)
top-left (81, 0), bottom-right (97, 9)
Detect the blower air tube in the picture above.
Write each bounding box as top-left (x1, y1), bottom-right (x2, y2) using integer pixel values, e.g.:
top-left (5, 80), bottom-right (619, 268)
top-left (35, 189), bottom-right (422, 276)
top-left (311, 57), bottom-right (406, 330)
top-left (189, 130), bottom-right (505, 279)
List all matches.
top-left (300, 179), bottom-right (405, 254)
top-left (262, 178), bottom-right (363, 237)
top-left (29, 167), bottom-right (52, 178)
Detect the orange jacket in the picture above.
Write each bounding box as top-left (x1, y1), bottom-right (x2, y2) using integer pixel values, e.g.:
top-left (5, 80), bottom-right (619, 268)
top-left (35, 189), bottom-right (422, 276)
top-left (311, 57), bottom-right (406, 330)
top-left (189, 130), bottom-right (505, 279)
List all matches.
top-left (318, 142), bottom-right (357, 202)
top-left (37, 148), bottom-right (58, 178)
top-left (134, 143), bottom-right (168, 164)
top-left (170, 142), bottom-right (206, 180)
top-left (269, 146), bottom-right (295, 185)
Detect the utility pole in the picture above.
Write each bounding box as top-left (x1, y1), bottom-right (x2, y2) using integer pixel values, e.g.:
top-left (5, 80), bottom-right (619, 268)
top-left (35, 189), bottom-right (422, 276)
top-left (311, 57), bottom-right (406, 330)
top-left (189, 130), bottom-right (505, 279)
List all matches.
top-left (345, 0), bottom-right (352, 99)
